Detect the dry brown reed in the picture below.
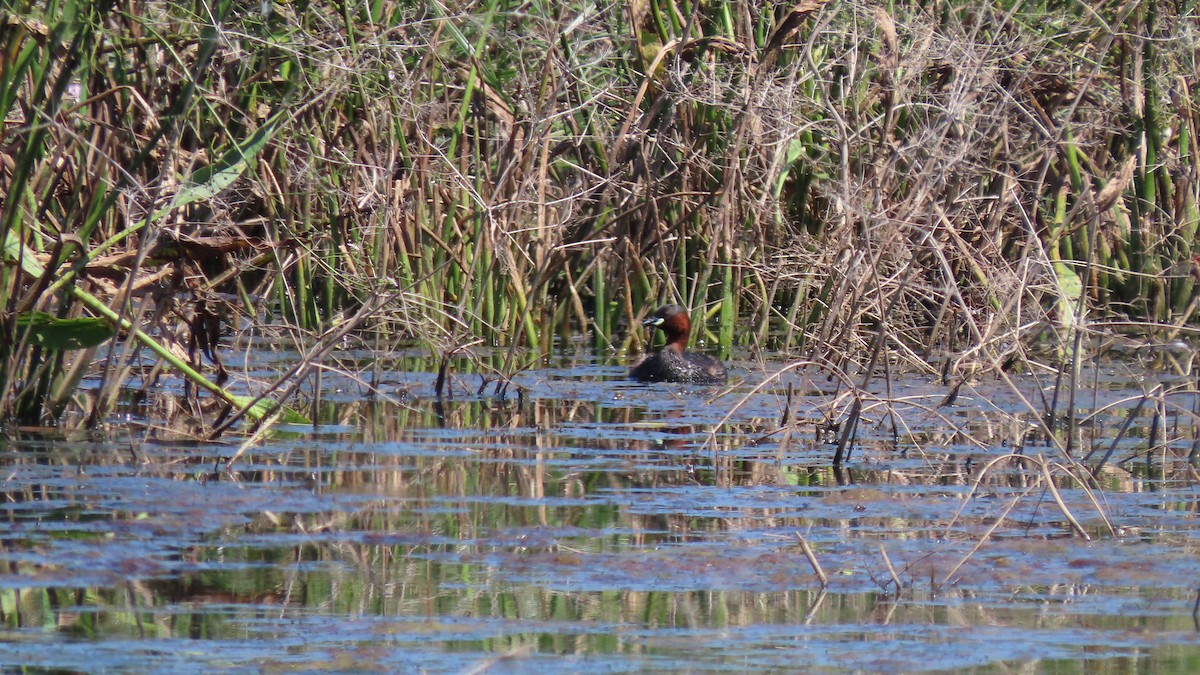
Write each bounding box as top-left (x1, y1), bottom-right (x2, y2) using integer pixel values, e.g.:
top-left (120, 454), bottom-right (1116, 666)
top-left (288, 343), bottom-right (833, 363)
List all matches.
top-left (1, 0), bottom-right (1197, 430)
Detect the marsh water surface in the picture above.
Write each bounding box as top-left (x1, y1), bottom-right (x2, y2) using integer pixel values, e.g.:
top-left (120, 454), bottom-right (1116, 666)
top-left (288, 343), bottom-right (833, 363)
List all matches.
top-left (2, 348), bottom-right (1199, 672)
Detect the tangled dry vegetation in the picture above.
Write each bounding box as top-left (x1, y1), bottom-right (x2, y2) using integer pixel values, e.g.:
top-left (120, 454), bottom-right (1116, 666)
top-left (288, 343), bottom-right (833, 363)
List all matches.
top-left (0, 0), bottom-right (1197, 428)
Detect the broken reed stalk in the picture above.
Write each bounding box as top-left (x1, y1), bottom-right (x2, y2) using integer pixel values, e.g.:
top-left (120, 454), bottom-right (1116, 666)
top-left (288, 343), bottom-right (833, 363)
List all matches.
top-left (71, 281), bottom-right (304, 424)
top-left (941, 452), bottom-right (1112, 584)
top-left (214, 292), bottom-right (390, 447)
top-left (941, 481), bottom-right (1033, 586)
top-left (434, 339), bottom-right (486, 400)
top-left (1036, 459), bottom-right (1092, 540)
top-left (777, 382), bottom-right (795, 459)
top-left (703, 359), bottom-right (855, 455)
top-left (833, 272), bottom-right (910, 465)
top-left (795, 530), bottom-right (828, 588)
top-left (1048, 458), bottom-right (1116, 537)
top-left (946, 453), bottom-right (1101, 541)
top-left (879, 544), bottom-right (902, 596)
top-left (802, 588), bottom-right (829, 625)
top-left (831, 397), bottom-right (862, 467)
top-left (1084, 386), bottom-right (1156, 469)
top-left (224, 405), bottom-right (286, 473)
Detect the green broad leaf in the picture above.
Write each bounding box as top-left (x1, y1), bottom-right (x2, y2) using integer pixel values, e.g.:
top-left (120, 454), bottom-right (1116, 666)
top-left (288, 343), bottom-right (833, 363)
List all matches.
top-left (430, 1), bottom-right (473, 56)
top-left (786, 138), bottom-right (805, 164)
top-left (1054, 261), bottom-right (1082, 301)
top-left (16, 312), bottom-right (112, 350)
top-left (3, 229), bottom-right (47, 278)
top-left (0, 41), bottom-right (40, 121)
top-left (228, 394), bottom-right (310, 425)
top-left (155, 113), bottom-right (284, 220)
top-left (772, 139), bottom-right (807, 200)
top-left (1054, 261), bottom-right (1083, 328)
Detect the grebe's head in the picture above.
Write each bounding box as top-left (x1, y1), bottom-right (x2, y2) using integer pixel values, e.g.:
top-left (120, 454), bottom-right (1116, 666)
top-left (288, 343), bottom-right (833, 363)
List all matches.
top-left (643, 304), bottom-right (692, 349)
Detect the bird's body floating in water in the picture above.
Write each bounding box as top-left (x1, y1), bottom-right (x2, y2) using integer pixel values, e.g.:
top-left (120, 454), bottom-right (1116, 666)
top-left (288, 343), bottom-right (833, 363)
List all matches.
top-left (629, 304), bottom-right (727, 385)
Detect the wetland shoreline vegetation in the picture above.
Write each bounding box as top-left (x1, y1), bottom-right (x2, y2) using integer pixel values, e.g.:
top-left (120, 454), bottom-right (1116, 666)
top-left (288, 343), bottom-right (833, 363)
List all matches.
top-left (6, 3), bottom-right (1200, 669)
top-left (1, 0), bottom-right (1198, 440)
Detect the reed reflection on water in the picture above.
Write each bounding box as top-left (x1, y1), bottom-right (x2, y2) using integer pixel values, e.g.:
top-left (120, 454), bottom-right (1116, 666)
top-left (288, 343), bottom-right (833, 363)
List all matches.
top-left (1, 357), bottom-right (1199, 672)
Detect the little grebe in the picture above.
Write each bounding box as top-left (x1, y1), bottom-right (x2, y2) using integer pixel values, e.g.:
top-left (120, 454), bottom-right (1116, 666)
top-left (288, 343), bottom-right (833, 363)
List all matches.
top-left (629, 304), bottom-right (727, 385)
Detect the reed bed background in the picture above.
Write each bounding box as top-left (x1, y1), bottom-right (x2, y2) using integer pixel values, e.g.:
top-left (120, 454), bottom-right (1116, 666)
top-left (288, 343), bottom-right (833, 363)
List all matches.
top-left (1, 0), bottom-right (1198, 426)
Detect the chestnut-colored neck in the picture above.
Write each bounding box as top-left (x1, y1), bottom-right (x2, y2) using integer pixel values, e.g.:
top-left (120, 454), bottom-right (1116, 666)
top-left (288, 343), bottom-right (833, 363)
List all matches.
top-left (659, 310), bottom-right (691, 350)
